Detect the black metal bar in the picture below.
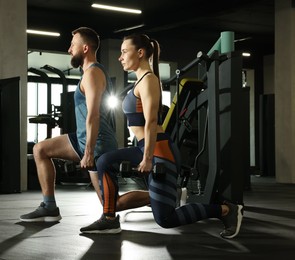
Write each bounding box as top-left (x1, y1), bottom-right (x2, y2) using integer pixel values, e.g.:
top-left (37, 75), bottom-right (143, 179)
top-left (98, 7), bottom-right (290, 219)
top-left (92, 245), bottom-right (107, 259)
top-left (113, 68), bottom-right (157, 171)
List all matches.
top-left (201, 56), bottom-right (220, 203)
top-left (28, 75), bottom-right (79, 86)
top-left (175, 69), bottom-right (180, 146)
top-left (28, 67), bottom-right (53, 138)
top-left (42, 65), bottom-right (68, 93)
top-left (28, 67), bottom-right (52, 115)
top-left (42, 65), bottom-right (68, 134)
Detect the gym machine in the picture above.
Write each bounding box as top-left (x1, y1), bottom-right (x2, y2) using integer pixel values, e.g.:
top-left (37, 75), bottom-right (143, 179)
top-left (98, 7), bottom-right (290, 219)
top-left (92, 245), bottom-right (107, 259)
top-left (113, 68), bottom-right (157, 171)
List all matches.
top-left (28, 65), bottom-right (77, 138)
top-left (162, 32), bottom-right (249, 205)
top-left (27, 67), bottom-right (54, 139)
top-left (28, 65), bottom-right (77, 134)
top-left (163, 50), bottom-right (223, 204)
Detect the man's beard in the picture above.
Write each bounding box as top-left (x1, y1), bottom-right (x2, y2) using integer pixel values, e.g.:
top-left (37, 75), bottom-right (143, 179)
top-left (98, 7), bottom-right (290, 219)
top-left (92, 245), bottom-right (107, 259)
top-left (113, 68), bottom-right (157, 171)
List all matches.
top-left (71, 53), bottom-right (83, 68)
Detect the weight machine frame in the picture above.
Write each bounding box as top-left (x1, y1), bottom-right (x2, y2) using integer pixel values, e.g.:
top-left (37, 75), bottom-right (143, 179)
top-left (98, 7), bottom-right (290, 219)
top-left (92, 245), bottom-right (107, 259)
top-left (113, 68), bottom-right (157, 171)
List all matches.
top-left (164, 50), bottom-right (248, 205)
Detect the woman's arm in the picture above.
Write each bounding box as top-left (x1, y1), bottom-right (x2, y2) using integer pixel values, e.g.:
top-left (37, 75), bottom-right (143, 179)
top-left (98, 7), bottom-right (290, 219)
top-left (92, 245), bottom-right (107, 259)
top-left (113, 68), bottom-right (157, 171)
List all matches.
top-left (137, 75), bottom-right (161, 172)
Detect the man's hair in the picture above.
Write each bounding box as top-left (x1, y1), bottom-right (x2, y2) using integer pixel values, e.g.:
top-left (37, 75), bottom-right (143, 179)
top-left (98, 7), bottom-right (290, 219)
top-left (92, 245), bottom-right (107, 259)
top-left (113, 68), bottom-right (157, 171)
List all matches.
top-left (72, 27), bottom-right (100, 52)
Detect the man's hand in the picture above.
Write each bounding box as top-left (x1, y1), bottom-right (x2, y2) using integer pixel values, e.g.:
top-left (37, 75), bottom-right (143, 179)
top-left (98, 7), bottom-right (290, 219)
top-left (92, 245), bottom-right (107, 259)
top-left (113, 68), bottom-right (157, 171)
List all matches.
top-left (80, 153), bottom-right (95, 169)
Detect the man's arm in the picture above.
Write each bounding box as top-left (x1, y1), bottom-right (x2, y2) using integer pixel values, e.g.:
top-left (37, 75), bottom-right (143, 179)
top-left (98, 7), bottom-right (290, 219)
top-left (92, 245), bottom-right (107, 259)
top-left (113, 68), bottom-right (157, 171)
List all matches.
top-left (80, 66), bottom-right (106, 169)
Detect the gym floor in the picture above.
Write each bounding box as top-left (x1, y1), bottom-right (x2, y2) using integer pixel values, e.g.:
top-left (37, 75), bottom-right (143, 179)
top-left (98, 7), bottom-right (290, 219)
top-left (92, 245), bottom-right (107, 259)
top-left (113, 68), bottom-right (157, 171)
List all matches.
top-left (0, 175), bottom-right (294, 260)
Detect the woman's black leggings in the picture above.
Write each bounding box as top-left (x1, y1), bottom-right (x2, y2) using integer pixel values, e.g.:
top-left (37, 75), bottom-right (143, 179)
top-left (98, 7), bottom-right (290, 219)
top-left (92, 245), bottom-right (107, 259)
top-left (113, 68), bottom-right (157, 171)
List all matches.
top-left (96, 133), bottom-right (222, 228)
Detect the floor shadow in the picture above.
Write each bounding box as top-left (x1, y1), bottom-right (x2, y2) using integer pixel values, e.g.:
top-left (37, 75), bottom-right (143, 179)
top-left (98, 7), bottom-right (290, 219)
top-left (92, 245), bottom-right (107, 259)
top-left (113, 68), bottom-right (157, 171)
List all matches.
top-left (78, 227), bottom-right (251, 260)
top-left (0, 221), bottom-right (60, 255)
top-left (245, 206), bottom-right (295, 219)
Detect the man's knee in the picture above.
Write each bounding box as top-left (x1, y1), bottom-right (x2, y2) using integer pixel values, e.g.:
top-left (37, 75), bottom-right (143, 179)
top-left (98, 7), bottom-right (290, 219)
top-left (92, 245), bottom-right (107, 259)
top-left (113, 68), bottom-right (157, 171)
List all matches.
top-left (33, 142), bottom-right (45, 158)
top-left (116, 196), bottom-right (124, 211)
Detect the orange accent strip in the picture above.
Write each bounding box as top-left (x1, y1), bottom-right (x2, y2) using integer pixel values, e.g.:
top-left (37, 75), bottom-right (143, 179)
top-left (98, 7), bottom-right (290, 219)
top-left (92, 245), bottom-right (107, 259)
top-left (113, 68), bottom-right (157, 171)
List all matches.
top-left (153, 140), bottom-right (175, 162)
top-left (136, 98), bottom-right (143, 112)
top-left (102, 173), bottom-right (116, 214)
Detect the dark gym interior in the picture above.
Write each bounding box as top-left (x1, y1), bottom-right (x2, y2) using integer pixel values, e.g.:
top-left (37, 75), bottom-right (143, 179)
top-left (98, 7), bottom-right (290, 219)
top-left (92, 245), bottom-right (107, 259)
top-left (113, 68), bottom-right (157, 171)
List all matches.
top-left (1, 0), bottom-right (295, 259)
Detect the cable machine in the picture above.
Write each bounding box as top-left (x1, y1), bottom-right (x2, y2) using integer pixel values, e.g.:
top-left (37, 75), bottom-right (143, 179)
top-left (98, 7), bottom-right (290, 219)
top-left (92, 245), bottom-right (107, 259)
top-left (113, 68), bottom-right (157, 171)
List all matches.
top-left (163, 32), bottom-right (249, 205)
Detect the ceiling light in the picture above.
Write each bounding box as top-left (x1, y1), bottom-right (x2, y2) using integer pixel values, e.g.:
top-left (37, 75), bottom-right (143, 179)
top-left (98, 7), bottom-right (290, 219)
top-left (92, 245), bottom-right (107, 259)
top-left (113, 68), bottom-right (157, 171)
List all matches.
top-left (114, 24), bottom-right (145, 33)
top-left (234, 37), bottom-right (252, 42)
top-left (242, 52), bottom-right (251, 57)
top-left (91, 3), bottom-right (141, 14)
top-left (26, 29), bottom-right (60, 37)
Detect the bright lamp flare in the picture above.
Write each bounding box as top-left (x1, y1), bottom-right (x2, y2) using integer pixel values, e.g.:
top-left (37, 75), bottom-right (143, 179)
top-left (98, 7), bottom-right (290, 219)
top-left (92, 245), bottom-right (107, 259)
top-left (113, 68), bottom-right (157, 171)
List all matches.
top-left (107, 95), bottom-right (119, 109)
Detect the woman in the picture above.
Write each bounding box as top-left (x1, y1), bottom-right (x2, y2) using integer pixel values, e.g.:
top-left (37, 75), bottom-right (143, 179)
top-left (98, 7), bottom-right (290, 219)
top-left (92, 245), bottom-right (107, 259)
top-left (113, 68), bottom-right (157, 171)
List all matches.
top-left (80, 34), bottom-right (243, 239)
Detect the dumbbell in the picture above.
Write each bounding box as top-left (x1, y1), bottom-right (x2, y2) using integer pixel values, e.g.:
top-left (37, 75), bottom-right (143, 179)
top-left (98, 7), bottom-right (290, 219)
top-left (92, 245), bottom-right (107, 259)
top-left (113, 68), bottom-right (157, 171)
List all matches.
top-left (119, 161), bottom-right (139, 178)
top-left (119, 161), bottom-right (166, 180)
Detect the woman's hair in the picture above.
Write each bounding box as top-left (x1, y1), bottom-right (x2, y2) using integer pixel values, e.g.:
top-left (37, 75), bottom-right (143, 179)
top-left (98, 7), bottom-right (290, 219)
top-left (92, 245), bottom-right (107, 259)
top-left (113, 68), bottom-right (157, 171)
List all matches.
top-left (72, 27), bottom-right (100, 53)
top-left (123, 34), bottom-right (160, 79)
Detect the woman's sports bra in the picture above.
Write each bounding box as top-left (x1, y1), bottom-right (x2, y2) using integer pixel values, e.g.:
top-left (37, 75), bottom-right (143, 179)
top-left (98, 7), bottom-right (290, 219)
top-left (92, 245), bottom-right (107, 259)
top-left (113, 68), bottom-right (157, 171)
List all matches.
top-left (122, 71), bottom-right (162, 127)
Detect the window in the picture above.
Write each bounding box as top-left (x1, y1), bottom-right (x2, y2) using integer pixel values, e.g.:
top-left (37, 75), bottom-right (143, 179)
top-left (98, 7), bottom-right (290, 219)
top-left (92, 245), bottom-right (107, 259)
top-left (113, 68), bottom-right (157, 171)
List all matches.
top-left (27, 82), bottom-right (76, 143)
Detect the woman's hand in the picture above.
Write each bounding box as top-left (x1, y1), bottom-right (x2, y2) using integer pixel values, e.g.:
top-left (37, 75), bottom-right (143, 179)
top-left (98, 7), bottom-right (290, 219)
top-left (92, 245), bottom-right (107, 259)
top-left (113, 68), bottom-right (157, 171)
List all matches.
top-left (137, 158), bottom-right (153, 173)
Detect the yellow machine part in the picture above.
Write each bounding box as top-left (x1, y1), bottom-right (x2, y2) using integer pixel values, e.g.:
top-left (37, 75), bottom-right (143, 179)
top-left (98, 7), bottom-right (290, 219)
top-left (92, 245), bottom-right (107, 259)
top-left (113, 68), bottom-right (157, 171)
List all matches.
top-left (162, 78), bottom-right (203, 131)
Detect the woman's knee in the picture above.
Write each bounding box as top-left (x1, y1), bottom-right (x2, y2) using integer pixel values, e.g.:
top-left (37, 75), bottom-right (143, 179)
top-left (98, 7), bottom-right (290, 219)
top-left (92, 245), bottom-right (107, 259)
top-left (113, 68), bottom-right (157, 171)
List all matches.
top-left (96, 153), bottom-right (112, 173)
top-left (96, 152), bottom-right (120, 174)
top-left (152, 209), bottom-right (175, 228)
top-left (154, 216), bottom-right (173, 228)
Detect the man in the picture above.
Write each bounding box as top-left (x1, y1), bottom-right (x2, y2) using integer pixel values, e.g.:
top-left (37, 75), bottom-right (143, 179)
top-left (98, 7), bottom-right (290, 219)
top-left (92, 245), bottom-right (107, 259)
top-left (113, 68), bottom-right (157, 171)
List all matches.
top-left (20, 27), bottom-right (149, 222)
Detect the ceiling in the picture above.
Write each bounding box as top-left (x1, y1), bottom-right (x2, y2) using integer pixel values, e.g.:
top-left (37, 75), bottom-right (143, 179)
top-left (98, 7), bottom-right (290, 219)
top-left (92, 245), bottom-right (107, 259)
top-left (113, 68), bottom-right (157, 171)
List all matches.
top-left (27, 0), bottom-right (275, 57)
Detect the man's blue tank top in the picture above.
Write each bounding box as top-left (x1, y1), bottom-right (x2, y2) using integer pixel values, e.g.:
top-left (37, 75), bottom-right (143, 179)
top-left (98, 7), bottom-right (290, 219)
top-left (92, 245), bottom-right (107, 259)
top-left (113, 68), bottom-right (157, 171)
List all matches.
top-left (74, 63), bottom-right (118, 158)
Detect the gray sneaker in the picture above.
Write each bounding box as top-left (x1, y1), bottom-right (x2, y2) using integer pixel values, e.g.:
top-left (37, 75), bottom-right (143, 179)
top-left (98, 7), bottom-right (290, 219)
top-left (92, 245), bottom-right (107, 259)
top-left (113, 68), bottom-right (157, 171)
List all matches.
top-left (20, 202), bottom-right (62, 222)
top-left (220, 201), bottom-right (243, 239)
top-left (80, 214), bottom-right (121, 234)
